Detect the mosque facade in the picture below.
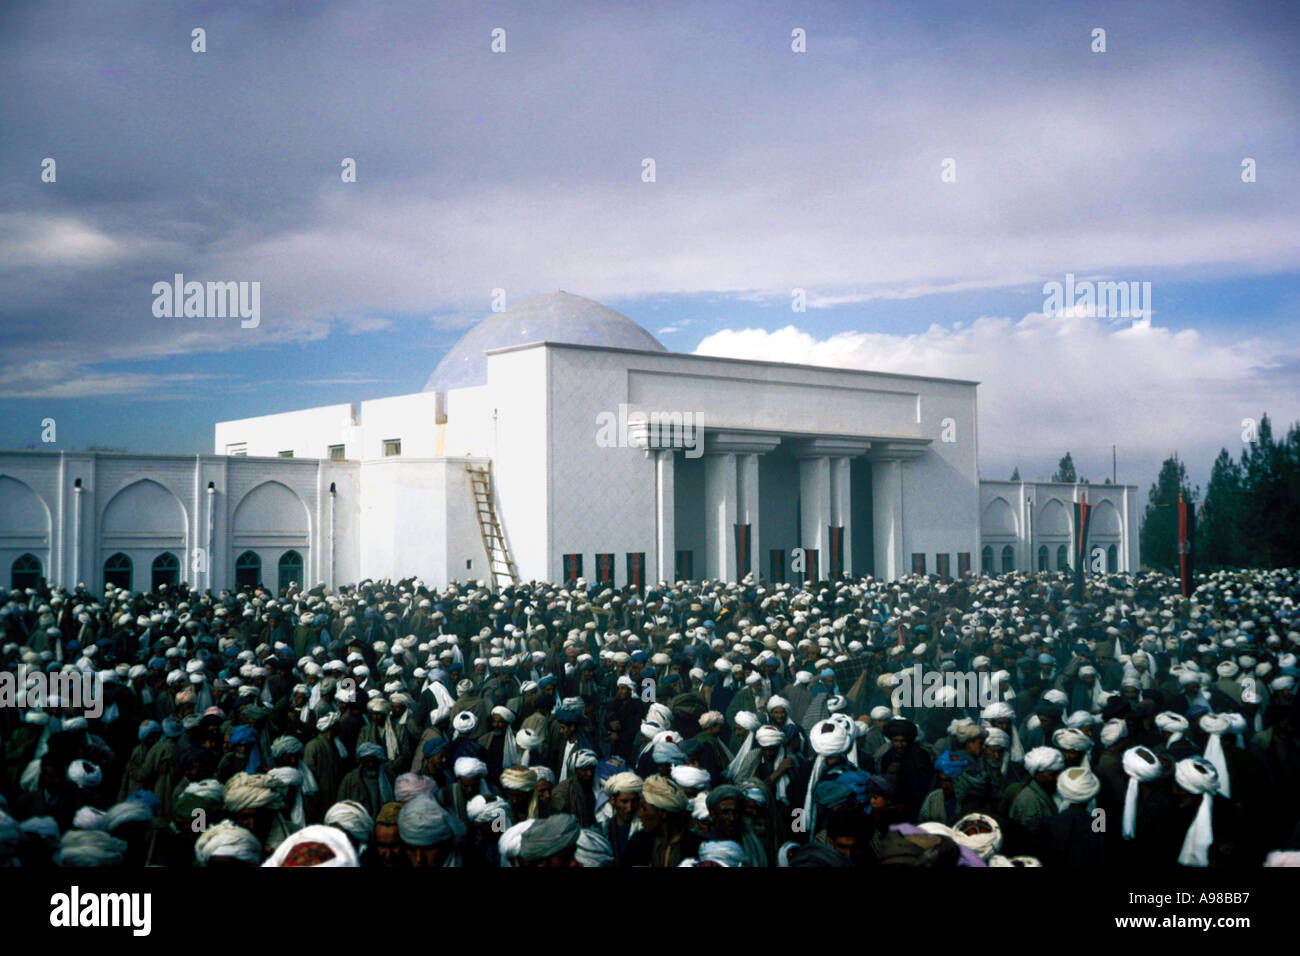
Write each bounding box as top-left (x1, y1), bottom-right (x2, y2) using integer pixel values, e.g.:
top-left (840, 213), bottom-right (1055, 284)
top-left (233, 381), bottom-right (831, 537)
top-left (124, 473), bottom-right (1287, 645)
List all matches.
top-left (0, 293), bottom-right (1139, 594)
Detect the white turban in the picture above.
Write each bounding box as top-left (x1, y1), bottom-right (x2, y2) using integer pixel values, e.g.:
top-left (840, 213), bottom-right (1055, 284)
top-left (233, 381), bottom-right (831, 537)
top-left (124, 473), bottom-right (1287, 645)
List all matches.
top-left (754, 725), bottom-right (784, 747)
top-left (766, 696), bottom-right (790, 714)
top-left (699, 711), bottom-right (725, 729)
top-left (454, 757), bottom-right (488, 779)
top-left (985, 727), bottom-right (1010, 749)
top-left (262, 824), bottom-right (360, 867)
top-left (498, 819), bottom-right (535, 866)
top-left (1155, 712), bottom-right (1189, 745)
top-left (1099, 719), bottom-right (1128, 748)
top-left (67, 760), bottom-right (102, 789)
top-left (56, 830), bottom-right (128, 867)
top-left (670, 764), bottom-right (712, 791)
top-left (1197, 714), bottom-right (1234, 799)
top-left (603, 772), bottom-right (643, 796)
top-left (870, 706), bottom-right (892, 721)
top-left (733, 711), bottom-right (760, 732)
top-left (952, 813), bottom-right (1003, 860)
top-left (324, 800), bottom-right (374, 847)
top-left (1173, 757), bottom-right (1220, 866)
top-left (466, 795), bottom-right (510, 826)
top-left (195, 820), bottom-right (263, 865)
top-left (1055, 766), bottom-right (1101, 805)
top-left (1121, 745), bottom-right (1164, 840)
top-left (452, 711), bottom-right (478, 736)
top-left (72, 806), bottom-right (106, 830)
top-left (1023, 746), bottom-right (1065, 775)
top-left (491, 705), bottom-right (515, 723)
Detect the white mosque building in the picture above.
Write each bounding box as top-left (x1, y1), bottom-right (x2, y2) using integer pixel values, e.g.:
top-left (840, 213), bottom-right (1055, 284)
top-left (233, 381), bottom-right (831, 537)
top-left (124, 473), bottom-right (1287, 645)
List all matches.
top-left (0, 292), bottom-right (1139, 595)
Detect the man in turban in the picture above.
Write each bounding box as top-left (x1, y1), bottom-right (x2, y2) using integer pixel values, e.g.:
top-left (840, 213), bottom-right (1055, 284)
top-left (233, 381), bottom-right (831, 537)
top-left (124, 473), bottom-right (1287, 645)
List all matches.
top-left (1009, 747), bottom-right (1063, 844)
top-left (877, 718), bottom-right (933, 822)
top-left (600, 771), bottom-right (642, 864)
top-left (702, 784), bottom-right (767, 867)
top-left (398, 792), bottom-right (465, 867)
top-left (550, 748), bottom-right (599, 826)
top-left (337, 742), bottom-right (394, 817)
top-left (623, 774), bottom-right (699, 867)
top-left (302, 712), bottom-right (343, 811)
top-left (1045, 766), bottom-right (1106, 866)
top-left (371, 801), bottom-right (403, 868)
top-left (517, 812), bottom-right (582, 867)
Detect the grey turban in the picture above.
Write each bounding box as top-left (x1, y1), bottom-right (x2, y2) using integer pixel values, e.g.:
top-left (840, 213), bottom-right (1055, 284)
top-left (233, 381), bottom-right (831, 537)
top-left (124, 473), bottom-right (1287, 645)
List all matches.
top-left (398, 793), bottom-right (464, 847)
top-left (519, 813), bottom-right (581, 860)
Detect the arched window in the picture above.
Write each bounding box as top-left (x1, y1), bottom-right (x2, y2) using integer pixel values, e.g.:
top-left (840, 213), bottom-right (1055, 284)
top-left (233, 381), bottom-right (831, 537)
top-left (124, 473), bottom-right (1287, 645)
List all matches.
top-left (104, 553), bottom-right (132, 591)
top-left (1056, 545), bottom-right (1069, 571)
top-left (11, 553), bottom-right (41, 591)
top-left (278, 550), bottom-right (303, 594)
top-left (1001, 545), bottom-right (1015, 572)
top-left (235, 550), bottom-right (262, 589)
top-left (981, 545), bottom-right (994, 574)
top-left (1107, 544), bottom-right (1118, 573)
top-left (1037, 545), bottom-right (1049, 572)
top-left (152, 552), bottom-right (179, 590)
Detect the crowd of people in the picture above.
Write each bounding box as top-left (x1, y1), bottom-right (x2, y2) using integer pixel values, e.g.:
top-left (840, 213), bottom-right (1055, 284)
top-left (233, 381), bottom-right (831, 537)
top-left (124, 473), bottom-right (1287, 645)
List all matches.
top-left (1, 565), bottom-right (1298, 868)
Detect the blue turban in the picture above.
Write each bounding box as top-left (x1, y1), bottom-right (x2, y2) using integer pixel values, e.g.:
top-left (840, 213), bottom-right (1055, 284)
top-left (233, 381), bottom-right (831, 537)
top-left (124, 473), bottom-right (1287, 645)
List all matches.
top-left (148, 657), bottom-right (166, 669)
top-left (422, 736), bottom-right (448, 757)
top-left (838, 769), bottom-right (871, 800)
top-left (652, 741), bottom-right (685, 765)
top-left (630, 651), bottom-right (649, 664)
top-left (815, 778), bottom-right (854, 809)
top-left (129, 790), bottom-right (161, 816)
top-left (554, 707), bottom-right (582, 724)
top-left (138, 720), bottom-right (161, 741)
top-left (161, 717), bottom-right (183, 739)
top-left (537, 675), bottom-right (558, 688)
top-left (229, 726), bottom-right (258, 746)
top-left (819, 668), bottom-right (835, 679)
top-left (357, 742), bottom-right (386, 760)
top-left (935, 750), bottom-right (972, 778)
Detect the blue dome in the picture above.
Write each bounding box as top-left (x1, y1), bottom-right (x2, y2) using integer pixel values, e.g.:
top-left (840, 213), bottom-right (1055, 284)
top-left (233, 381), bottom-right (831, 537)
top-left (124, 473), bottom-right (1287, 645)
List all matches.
top-left (423, 292), bottom-right (666, 392)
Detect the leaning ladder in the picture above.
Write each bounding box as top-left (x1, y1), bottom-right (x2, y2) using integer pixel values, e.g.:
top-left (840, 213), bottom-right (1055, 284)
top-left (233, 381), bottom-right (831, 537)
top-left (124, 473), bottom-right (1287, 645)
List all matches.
top-left (467, 463), bottom-right (519, 589)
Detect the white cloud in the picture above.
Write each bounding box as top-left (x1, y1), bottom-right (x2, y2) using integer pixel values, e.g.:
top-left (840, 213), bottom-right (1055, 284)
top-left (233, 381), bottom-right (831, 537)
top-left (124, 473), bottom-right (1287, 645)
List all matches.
top-left (693, 312), bottom-right (1300, 489)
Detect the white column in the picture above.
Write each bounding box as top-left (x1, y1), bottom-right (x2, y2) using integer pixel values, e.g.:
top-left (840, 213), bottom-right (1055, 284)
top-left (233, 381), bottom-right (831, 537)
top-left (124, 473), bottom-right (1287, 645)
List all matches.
top-left (704, 452), bottom-right (738, 581)
top-left (799, 455), bottom-right (831, 579)
top-left (655, 450), bottom-right (676, 583)
top-left (872, 458), bottom-right (904, 582)
top-left (832, 456), bottom-right (852, 576)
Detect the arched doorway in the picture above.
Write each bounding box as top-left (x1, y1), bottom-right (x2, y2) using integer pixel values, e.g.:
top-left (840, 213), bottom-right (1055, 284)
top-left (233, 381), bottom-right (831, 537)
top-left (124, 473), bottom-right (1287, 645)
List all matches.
top-left (152, 552), bottom-right (180, 590)
top-left (1107, 544), bottom-right (1118, 572)
top-left (1037, 545), bottom-right (1049, 572)
top-left (1056, 544), bottom-right (1069, 571)
top-left (278, 550), bottom-right (303, 593)
top-left (104, 553), bottom-right (132, 591)
top-left (981, 545), bottom-right (994, 574)
top-left (235, 550), bottom-right (262, 589)
top-left (1000, 545), bottom-right (1014, 572)
top-left (11, 553), bottom-right (41, 591)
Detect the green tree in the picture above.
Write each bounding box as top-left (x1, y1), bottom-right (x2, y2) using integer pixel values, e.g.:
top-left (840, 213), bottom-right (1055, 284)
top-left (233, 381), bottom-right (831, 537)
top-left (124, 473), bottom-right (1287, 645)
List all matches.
top-left (1139, 454), bottom-right (1197, 571)
top-left (1199, 449), bottom-right (1244, 568)
top-left (1010, 466), bottom-right (1020, 481)
top-left (1052, 453), bottom-right (1077, 483)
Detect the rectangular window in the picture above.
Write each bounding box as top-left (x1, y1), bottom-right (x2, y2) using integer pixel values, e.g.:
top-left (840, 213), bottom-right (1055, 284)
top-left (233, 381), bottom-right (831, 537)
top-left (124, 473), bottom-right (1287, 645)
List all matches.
top-left (383, 439), bottom-right (401, 457)
top-left (562, 553), bottom-right (583, 584)
top-left (328, 444), bottom-right (345, 460)
top-left (958, 552), bottom-right (971, 578)
top-left (912, 552), bottom-right (927, 575)
top-left (278, 450), bottom-right (293, 458)
top-left (596, 553), bottom-right (615, 586)
top-left (225, 442), bottom-right (247, 457)
top-left (936, 552), bottom-right (950, 583)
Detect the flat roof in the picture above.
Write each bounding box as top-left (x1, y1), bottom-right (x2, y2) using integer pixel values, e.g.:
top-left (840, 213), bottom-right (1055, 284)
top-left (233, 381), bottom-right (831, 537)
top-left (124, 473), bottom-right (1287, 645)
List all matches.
top-left (482, 339), bottom-right (981, 387)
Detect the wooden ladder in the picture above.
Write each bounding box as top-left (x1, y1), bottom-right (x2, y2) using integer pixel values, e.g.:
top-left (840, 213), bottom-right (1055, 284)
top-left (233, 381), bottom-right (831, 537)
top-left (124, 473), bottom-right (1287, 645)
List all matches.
top-left (467, 463), bottom-right (519, 589)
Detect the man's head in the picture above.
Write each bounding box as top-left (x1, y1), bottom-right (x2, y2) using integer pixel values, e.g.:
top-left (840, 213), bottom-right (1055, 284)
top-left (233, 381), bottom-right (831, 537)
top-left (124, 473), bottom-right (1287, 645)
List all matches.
top-left (373, 802), bottom-right (403, 868)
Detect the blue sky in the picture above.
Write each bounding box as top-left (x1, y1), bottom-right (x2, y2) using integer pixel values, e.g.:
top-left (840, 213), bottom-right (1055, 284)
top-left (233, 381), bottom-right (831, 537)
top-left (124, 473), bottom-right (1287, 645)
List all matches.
top-left (1, 0), bottom-right (1297, 497)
